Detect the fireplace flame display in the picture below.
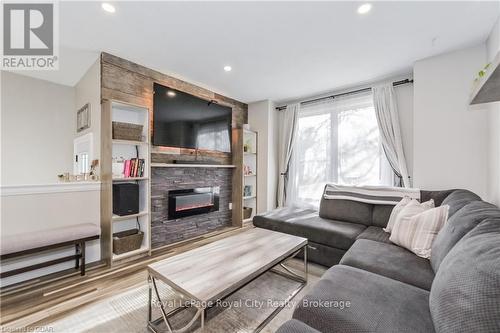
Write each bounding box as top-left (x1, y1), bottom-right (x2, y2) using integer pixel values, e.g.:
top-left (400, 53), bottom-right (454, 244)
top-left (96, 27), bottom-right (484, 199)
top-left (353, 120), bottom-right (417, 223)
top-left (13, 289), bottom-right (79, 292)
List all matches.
top-left (168, 187), bottom-right (220, 220)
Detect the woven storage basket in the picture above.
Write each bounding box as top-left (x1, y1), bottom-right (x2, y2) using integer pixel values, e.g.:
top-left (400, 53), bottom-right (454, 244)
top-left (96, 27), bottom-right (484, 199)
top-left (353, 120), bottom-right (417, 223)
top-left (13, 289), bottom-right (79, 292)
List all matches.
top-left (112, 122), bottom-right (143, 142)
top-left (113, 229), bottom-right (144, 255)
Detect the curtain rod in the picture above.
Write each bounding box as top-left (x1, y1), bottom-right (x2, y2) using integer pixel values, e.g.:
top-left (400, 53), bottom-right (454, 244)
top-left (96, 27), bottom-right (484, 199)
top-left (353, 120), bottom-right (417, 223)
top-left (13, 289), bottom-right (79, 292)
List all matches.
top-left (275, 78), bottom-right (414, 111)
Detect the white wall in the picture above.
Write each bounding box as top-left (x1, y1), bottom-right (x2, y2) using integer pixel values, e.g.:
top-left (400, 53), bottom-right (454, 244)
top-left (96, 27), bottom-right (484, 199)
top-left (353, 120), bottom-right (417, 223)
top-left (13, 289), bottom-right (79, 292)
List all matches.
top-left (1, 72), bottom-right (75, 185)
top-left (248, 100), bottom-right (279, 212)
top-left (413, 44), bottom-right (489, 198)
top-left (0, 63), bottom-right (101, 286)
top-left (486, 18), bottom-right (500, 206)
top-left (75, 59), bottom-right (101, 168)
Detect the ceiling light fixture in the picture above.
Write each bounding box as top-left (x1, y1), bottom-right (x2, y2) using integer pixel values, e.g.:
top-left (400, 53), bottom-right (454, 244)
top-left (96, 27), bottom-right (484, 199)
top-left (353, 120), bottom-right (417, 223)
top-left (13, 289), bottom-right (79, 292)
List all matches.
top-left (224, 65), bottom-right (232, 72)
top-left (357, 3), bottom-right (372, 15)
top-left (167, 90), bottom-right (176, 97)
top-left (101, 3), bottom-right (116, 13)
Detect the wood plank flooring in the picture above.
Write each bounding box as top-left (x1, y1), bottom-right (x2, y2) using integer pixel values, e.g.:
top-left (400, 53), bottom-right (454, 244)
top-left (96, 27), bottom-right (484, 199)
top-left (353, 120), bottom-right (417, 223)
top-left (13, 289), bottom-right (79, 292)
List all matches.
top-left (1, 227), bottom-right (248, 329)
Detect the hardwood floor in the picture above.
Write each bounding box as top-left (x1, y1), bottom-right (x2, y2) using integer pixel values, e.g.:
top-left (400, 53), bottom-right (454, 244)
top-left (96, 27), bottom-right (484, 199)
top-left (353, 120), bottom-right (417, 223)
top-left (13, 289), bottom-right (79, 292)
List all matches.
top-left (0, 226), bottom-right (249, 329)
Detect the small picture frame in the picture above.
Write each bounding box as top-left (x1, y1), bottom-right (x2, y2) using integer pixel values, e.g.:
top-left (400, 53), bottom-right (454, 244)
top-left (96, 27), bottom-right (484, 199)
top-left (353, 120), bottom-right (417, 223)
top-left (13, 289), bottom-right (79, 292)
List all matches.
top-left (77, 103), bottom-right (91, 132)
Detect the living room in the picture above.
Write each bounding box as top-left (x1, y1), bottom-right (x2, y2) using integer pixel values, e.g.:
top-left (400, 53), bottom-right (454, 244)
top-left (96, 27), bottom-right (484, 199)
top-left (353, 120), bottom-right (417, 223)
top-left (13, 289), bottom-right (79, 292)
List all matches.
top-left (1, 1), bottom-right (499, 332)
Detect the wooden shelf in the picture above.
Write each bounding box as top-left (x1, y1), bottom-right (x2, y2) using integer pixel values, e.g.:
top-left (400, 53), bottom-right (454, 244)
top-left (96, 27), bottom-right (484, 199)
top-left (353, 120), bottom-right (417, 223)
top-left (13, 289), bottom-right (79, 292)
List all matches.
top-left (112, 177), bottom-right (149, 182)
top-left (112, 211), bottom-right (148, 222)
top-left (244, 152), bottom-right (256, 155)
top-left (112, 139), bottom-right (149, 146)
top-left (244, 174), bottom-right (256, 177)
top-left (243, 218), bottom-right (253, 223)
top-left (243, 196), bottom-right (256, 200)
top-left (112, 245), bottom-right (149, 261)
top-left (151, 163), bottom-right (236, 168)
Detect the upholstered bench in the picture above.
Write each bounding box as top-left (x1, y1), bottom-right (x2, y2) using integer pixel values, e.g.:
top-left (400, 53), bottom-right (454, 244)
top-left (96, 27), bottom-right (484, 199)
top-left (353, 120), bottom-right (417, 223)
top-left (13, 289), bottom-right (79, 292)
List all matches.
top-left (0, 223), bottom-right (100, 278)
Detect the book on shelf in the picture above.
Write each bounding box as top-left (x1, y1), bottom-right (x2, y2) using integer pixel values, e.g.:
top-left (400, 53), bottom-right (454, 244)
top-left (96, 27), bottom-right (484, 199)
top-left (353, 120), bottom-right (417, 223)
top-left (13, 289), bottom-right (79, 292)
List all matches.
top-left (122, 158), bottom-right (145, 178)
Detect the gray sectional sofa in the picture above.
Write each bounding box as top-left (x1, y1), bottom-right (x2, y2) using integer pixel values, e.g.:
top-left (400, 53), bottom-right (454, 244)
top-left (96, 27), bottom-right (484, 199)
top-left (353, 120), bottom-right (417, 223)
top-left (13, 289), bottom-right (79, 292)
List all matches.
top-left (253, 189), bottom-right (500, 333)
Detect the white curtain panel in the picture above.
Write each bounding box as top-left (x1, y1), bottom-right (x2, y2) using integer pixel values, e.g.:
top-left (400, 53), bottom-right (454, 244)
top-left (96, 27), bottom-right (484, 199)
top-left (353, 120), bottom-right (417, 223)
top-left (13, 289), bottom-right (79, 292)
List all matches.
top-left (372, 83), bottom-right (411, 187)
top-left (277, 103), bottom-right (299, 207)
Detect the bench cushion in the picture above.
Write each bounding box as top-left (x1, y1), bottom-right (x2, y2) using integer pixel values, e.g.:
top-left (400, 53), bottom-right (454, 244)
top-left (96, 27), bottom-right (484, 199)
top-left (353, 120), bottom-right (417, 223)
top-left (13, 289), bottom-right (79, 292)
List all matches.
top-left (340, 239), bottom-right (435, 290)
top-left (0, 223), bottom-right (100, 255)
top-left (254, 209), bottom-right (366, 250)
top-left (293, 265), bottom-right (434, 333)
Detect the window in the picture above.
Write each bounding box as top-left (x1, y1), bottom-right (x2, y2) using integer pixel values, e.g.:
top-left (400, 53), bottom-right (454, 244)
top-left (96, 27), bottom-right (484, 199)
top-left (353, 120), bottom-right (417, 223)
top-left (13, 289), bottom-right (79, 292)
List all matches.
top-left (288, 93), bottom-right (392, 207)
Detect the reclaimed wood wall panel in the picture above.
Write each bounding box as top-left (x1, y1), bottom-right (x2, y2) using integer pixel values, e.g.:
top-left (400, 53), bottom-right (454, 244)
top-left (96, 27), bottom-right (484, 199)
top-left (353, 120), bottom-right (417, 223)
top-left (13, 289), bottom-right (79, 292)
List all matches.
top-left (101, 52), bottom-right (248, 165)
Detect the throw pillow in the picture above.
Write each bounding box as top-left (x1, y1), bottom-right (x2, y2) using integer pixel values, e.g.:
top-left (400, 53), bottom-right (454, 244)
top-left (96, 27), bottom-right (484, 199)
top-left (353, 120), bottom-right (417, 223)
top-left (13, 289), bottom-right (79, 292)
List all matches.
top-left (384, 196), bottom-right (411, 233)
top-left (390, 205), bottom-right (450, 259)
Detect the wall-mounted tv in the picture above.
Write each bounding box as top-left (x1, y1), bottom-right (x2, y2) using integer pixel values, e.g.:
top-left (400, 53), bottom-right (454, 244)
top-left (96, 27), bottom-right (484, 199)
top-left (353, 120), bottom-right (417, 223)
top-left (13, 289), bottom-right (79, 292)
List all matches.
top-left (153, 83), bottom-right (232, 153)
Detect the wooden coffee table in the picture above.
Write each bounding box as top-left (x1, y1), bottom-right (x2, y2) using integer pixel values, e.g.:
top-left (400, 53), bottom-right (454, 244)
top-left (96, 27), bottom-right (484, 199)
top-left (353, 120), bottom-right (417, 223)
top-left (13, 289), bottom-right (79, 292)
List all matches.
top-left (147, 228), bottom-right (308, 333)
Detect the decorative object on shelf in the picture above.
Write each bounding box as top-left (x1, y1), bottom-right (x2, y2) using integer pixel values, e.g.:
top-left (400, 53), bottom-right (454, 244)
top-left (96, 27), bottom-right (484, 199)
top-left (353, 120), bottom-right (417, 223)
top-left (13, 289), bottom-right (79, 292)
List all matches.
top-left (243, 143), bottom-right (250, 153)
top-left (244, 165), bottom-right (254, 176)
top-left (90, 159), bottom-right (99, 176)
top-left (76, 103), bottom-right (91, 132)
top-left (244, 185), bottom-right (253, 197)
top-left (112, 228), bottom-right (144, 255)
top-left (112, 121), bottom-right (143, 141)
top-left (243, 206), bottom-right (253, 219)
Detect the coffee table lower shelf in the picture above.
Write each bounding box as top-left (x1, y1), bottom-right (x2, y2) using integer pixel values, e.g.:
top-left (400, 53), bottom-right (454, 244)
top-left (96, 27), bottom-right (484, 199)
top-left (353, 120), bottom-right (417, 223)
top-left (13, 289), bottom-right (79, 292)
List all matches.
top-left (147, 245), bottom-right (308, 333)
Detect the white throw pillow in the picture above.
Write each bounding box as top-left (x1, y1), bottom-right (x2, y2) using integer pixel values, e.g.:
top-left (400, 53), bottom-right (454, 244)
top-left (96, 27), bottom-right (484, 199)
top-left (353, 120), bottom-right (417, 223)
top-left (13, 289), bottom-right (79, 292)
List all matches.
top-left (384, 198), bottom-right (434, 233)
top-left (384, 196), bottom-right (412, 233)
top-left (390, 205), bottom-right (449, 259)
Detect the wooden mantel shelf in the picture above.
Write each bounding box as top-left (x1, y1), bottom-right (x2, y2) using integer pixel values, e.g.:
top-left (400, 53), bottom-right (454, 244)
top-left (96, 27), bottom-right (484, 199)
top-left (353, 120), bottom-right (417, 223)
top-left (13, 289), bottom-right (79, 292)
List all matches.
top-left (151, 163), bottom-right (236, 168)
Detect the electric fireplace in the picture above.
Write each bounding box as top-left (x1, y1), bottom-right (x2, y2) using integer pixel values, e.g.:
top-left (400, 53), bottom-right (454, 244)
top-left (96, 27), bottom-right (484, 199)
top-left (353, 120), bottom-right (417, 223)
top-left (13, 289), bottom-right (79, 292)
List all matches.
top-left (168, 187), bottom-right (220, 220)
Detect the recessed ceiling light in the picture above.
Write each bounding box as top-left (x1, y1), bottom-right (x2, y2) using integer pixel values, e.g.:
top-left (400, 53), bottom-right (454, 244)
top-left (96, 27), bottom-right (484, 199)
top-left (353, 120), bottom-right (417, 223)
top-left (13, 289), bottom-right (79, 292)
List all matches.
top-left (357, 3), bottom-right (372, 15)
top-left (167, 90), bottom-right (176, 97)
top-left (101, 3), bottom-right (116, 13)
top-left (224, 65), bottom-right (232, 72)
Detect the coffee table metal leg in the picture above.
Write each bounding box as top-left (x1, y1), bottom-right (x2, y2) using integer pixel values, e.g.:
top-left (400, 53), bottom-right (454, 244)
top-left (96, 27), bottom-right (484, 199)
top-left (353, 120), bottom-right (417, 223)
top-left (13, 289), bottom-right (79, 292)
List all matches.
top-left (304, 245), bottom-right (308, 282)
top-left (148, 274), bottom-right (205, 333)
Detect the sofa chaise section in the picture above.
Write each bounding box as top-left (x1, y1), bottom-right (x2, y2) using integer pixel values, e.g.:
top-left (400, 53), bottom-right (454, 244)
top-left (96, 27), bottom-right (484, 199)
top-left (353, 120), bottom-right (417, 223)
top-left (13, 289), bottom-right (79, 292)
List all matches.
top-left (293, 265), bottom-right (435, 333)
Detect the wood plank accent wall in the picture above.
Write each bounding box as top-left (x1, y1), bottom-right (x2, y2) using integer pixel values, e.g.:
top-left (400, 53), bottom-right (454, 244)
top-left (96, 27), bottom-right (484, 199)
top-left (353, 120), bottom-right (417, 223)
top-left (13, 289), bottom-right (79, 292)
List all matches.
top-left (101, 52), bottom-right (248, 165)
top-left (100, 52), bottom-right (247, 246)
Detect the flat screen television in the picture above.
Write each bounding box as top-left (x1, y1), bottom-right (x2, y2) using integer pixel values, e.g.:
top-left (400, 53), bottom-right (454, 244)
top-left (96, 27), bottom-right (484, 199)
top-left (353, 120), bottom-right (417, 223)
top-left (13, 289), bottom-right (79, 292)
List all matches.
top-left (153, 83), bottom-right (232, 153)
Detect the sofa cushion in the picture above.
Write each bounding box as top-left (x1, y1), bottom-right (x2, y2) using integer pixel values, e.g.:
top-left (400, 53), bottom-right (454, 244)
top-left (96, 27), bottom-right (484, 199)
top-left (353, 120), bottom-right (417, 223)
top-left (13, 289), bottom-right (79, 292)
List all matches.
top-left (340, 239), bottom-right (435, 290)
top-left (356, 226), bottom-right (391, 244)
top-left (276, 319), bottom-right (321, 333)
top-left (293, 265), bottom-right (434, 333)
top-left (421, 190), bottom-right (454, 207)
top-left (253, 208), bottom-right (366, 250)
top-left (372, 204), bottom-right (396, 228)
top-left (319, 198), bottom-right (373, 226)
top-left (430, 201), bottom-right (500, 272)
top-left (429, 218), bottom-right (500, 333)
top-left (441, 189), bottom-right (481, 217)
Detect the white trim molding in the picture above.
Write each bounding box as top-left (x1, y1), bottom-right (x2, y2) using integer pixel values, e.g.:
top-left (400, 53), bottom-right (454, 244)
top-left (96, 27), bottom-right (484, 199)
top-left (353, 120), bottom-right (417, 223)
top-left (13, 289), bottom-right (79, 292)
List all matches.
top-left (1, 182), bottom-right (101, 197)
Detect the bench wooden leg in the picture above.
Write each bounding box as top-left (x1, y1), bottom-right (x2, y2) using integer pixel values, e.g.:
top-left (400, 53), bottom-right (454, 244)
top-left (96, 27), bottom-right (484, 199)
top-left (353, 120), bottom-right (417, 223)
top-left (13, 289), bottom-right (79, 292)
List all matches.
top-left (80, 241), bottom-right (86, 276)
top-left (75, 243), bottom-right (80, 269)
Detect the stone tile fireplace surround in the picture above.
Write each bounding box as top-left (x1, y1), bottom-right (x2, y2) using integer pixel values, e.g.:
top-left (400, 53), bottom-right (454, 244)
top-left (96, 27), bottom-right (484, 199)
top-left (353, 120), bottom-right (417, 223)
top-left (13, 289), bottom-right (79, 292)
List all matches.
top-left (151, 166), bottom-right (233, 248)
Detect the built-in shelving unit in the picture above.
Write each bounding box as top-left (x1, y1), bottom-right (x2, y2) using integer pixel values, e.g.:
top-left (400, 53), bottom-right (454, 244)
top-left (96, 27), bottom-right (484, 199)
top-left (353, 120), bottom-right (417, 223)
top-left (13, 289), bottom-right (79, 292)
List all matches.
top-left (242, 129), bottom-right (258, 225)
top-left (101, 100), bottom-right (151, 265)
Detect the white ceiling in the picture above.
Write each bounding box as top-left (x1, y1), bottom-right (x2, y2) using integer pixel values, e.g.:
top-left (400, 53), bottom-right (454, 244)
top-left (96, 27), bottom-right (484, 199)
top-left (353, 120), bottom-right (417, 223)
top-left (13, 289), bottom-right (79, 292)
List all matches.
top-left (17, 1), bottom-right (500, 103)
